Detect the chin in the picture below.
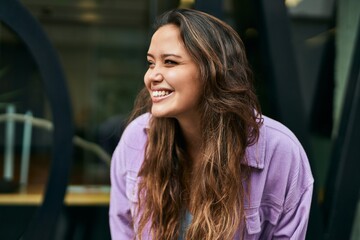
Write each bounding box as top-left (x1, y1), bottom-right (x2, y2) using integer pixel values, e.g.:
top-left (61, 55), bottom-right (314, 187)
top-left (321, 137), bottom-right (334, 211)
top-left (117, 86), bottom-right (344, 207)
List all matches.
top-left (151, 111), bottom-right (168, 118)
top-left (151, 109), bottom-right (174, 118)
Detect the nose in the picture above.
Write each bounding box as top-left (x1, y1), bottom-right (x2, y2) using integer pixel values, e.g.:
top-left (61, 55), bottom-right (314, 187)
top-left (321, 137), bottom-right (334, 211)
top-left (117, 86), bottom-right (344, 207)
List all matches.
top-left (149, 71), bottom-right (163, 82)
top-left (146, 66), bottom-right (164, 83)
top-left (151, 72), bottom-right (163, 82)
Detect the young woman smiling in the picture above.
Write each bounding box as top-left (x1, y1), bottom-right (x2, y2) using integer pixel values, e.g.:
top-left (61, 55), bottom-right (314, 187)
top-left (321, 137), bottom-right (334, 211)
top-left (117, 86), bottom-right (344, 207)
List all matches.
top-left (109, 8), bottom-right (313, 240)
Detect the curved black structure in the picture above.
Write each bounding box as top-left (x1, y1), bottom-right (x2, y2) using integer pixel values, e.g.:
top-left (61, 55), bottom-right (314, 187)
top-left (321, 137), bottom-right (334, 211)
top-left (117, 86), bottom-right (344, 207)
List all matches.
top-left (0, 0), bottom-right (74, 239)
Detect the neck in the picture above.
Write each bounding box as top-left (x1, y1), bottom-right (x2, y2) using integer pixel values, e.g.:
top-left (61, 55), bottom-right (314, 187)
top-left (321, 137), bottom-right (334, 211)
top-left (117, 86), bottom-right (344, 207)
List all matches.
top-left (177, 116), bottom-right (202, 165)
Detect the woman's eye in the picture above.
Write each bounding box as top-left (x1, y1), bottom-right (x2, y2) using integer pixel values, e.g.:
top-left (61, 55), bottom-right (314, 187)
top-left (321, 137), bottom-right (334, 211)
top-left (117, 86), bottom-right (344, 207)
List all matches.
top-left (147, 60), bottom-right (155, 67)
top-left (164, 59), bottom-right (177, 65)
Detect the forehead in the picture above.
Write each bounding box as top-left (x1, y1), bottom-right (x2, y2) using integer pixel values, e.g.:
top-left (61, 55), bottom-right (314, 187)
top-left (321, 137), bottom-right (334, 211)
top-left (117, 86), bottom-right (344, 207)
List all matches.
top-left (148, 24), bottom-right (185, 52)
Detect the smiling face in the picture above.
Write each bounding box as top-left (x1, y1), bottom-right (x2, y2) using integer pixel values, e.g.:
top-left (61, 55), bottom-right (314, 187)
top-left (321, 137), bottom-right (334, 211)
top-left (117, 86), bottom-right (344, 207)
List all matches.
top-left (144, 24), bottom-right (203, 123)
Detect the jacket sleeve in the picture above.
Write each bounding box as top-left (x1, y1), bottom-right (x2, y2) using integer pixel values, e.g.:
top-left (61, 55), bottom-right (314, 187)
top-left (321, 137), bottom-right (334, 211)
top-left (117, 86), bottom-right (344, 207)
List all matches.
top-left (109, 139), bottom-right (135, 240)
top-left (273, 183), bottom-right (313, 239)
top-left (273, 146), bottom-right (314, 240)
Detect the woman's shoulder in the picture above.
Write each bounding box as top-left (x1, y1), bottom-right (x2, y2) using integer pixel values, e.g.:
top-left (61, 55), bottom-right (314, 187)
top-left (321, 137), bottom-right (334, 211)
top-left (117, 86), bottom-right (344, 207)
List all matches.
top-left (111, 113), bottom-right (150, 173)
top-left (259, 115), bottom-right (311, 169)
top-left (124, 113), bottom-right (150, 134)
top-left (261, 115), bottom-right (302, 148)
top-left (246, 115), bottom-right (305, 169)
top-left (119, 113), bottom-right (150, 149)
top-left (259, 115), bottom-right (314, 188)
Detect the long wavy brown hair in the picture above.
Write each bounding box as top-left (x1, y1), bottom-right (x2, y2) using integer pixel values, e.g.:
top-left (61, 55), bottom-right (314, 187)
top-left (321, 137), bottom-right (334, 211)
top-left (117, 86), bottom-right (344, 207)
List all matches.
top-left (129, 8), bottom-right (262, 240)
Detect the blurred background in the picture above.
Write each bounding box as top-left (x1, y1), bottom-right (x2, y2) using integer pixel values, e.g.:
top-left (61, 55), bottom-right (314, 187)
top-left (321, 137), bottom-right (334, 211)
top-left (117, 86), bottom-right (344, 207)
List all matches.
top-left (0, 0), bottom-right (359, 239)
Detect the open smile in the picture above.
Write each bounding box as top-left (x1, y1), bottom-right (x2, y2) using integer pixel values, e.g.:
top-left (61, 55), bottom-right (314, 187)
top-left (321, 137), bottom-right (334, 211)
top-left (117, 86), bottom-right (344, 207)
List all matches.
top-left (151, 90), bottom-right (174, 102)
top-left (152, 90), bottom-right (172, 97)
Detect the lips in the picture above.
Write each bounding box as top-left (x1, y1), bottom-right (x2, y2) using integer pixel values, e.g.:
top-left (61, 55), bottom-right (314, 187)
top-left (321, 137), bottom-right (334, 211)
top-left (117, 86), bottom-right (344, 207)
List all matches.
top-left (151, 89), bottom-right (174, 102)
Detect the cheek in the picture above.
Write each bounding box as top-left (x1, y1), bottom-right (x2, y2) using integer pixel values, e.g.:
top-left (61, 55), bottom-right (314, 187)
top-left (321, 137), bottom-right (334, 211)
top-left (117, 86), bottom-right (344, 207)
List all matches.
top-left (166, 71), bottom-right (177, 79)
top-left (144, 71), bottom-right (150, 87)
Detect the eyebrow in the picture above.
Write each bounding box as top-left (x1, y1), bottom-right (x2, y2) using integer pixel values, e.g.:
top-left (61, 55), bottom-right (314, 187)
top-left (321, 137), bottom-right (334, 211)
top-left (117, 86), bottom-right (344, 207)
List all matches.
top-left (147, 53), bottom-right (182, 59)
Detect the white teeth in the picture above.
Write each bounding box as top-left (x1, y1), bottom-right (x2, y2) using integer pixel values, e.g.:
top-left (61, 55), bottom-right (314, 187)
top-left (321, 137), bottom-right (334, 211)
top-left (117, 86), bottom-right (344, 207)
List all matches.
top-left (152, 90), bottom-right (171, 97)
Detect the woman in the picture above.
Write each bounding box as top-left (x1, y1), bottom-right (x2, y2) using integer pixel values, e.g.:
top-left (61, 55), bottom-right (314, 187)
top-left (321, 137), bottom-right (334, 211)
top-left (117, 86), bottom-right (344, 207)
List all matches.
top-left (109, 8), bottom-right (313, 240)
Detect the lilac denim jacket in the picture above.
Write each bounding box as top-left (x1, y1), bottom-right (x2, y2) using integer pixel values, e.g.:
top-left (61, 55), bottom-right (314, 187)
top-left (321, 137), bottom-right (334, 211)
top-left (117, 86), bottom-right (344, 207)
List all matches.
top-left (109, 113), bottom-right (314, 239)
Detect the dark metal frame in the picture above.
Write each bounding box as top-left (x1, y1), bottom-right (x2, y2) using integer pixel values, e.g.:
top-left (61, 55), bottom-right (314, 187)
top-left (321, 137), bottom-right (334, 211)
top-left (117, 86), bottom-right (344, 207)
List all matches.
top-left (323, 18), bottom-right (360, 240)
top-left (0, 0), bottom-right (73, 239)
